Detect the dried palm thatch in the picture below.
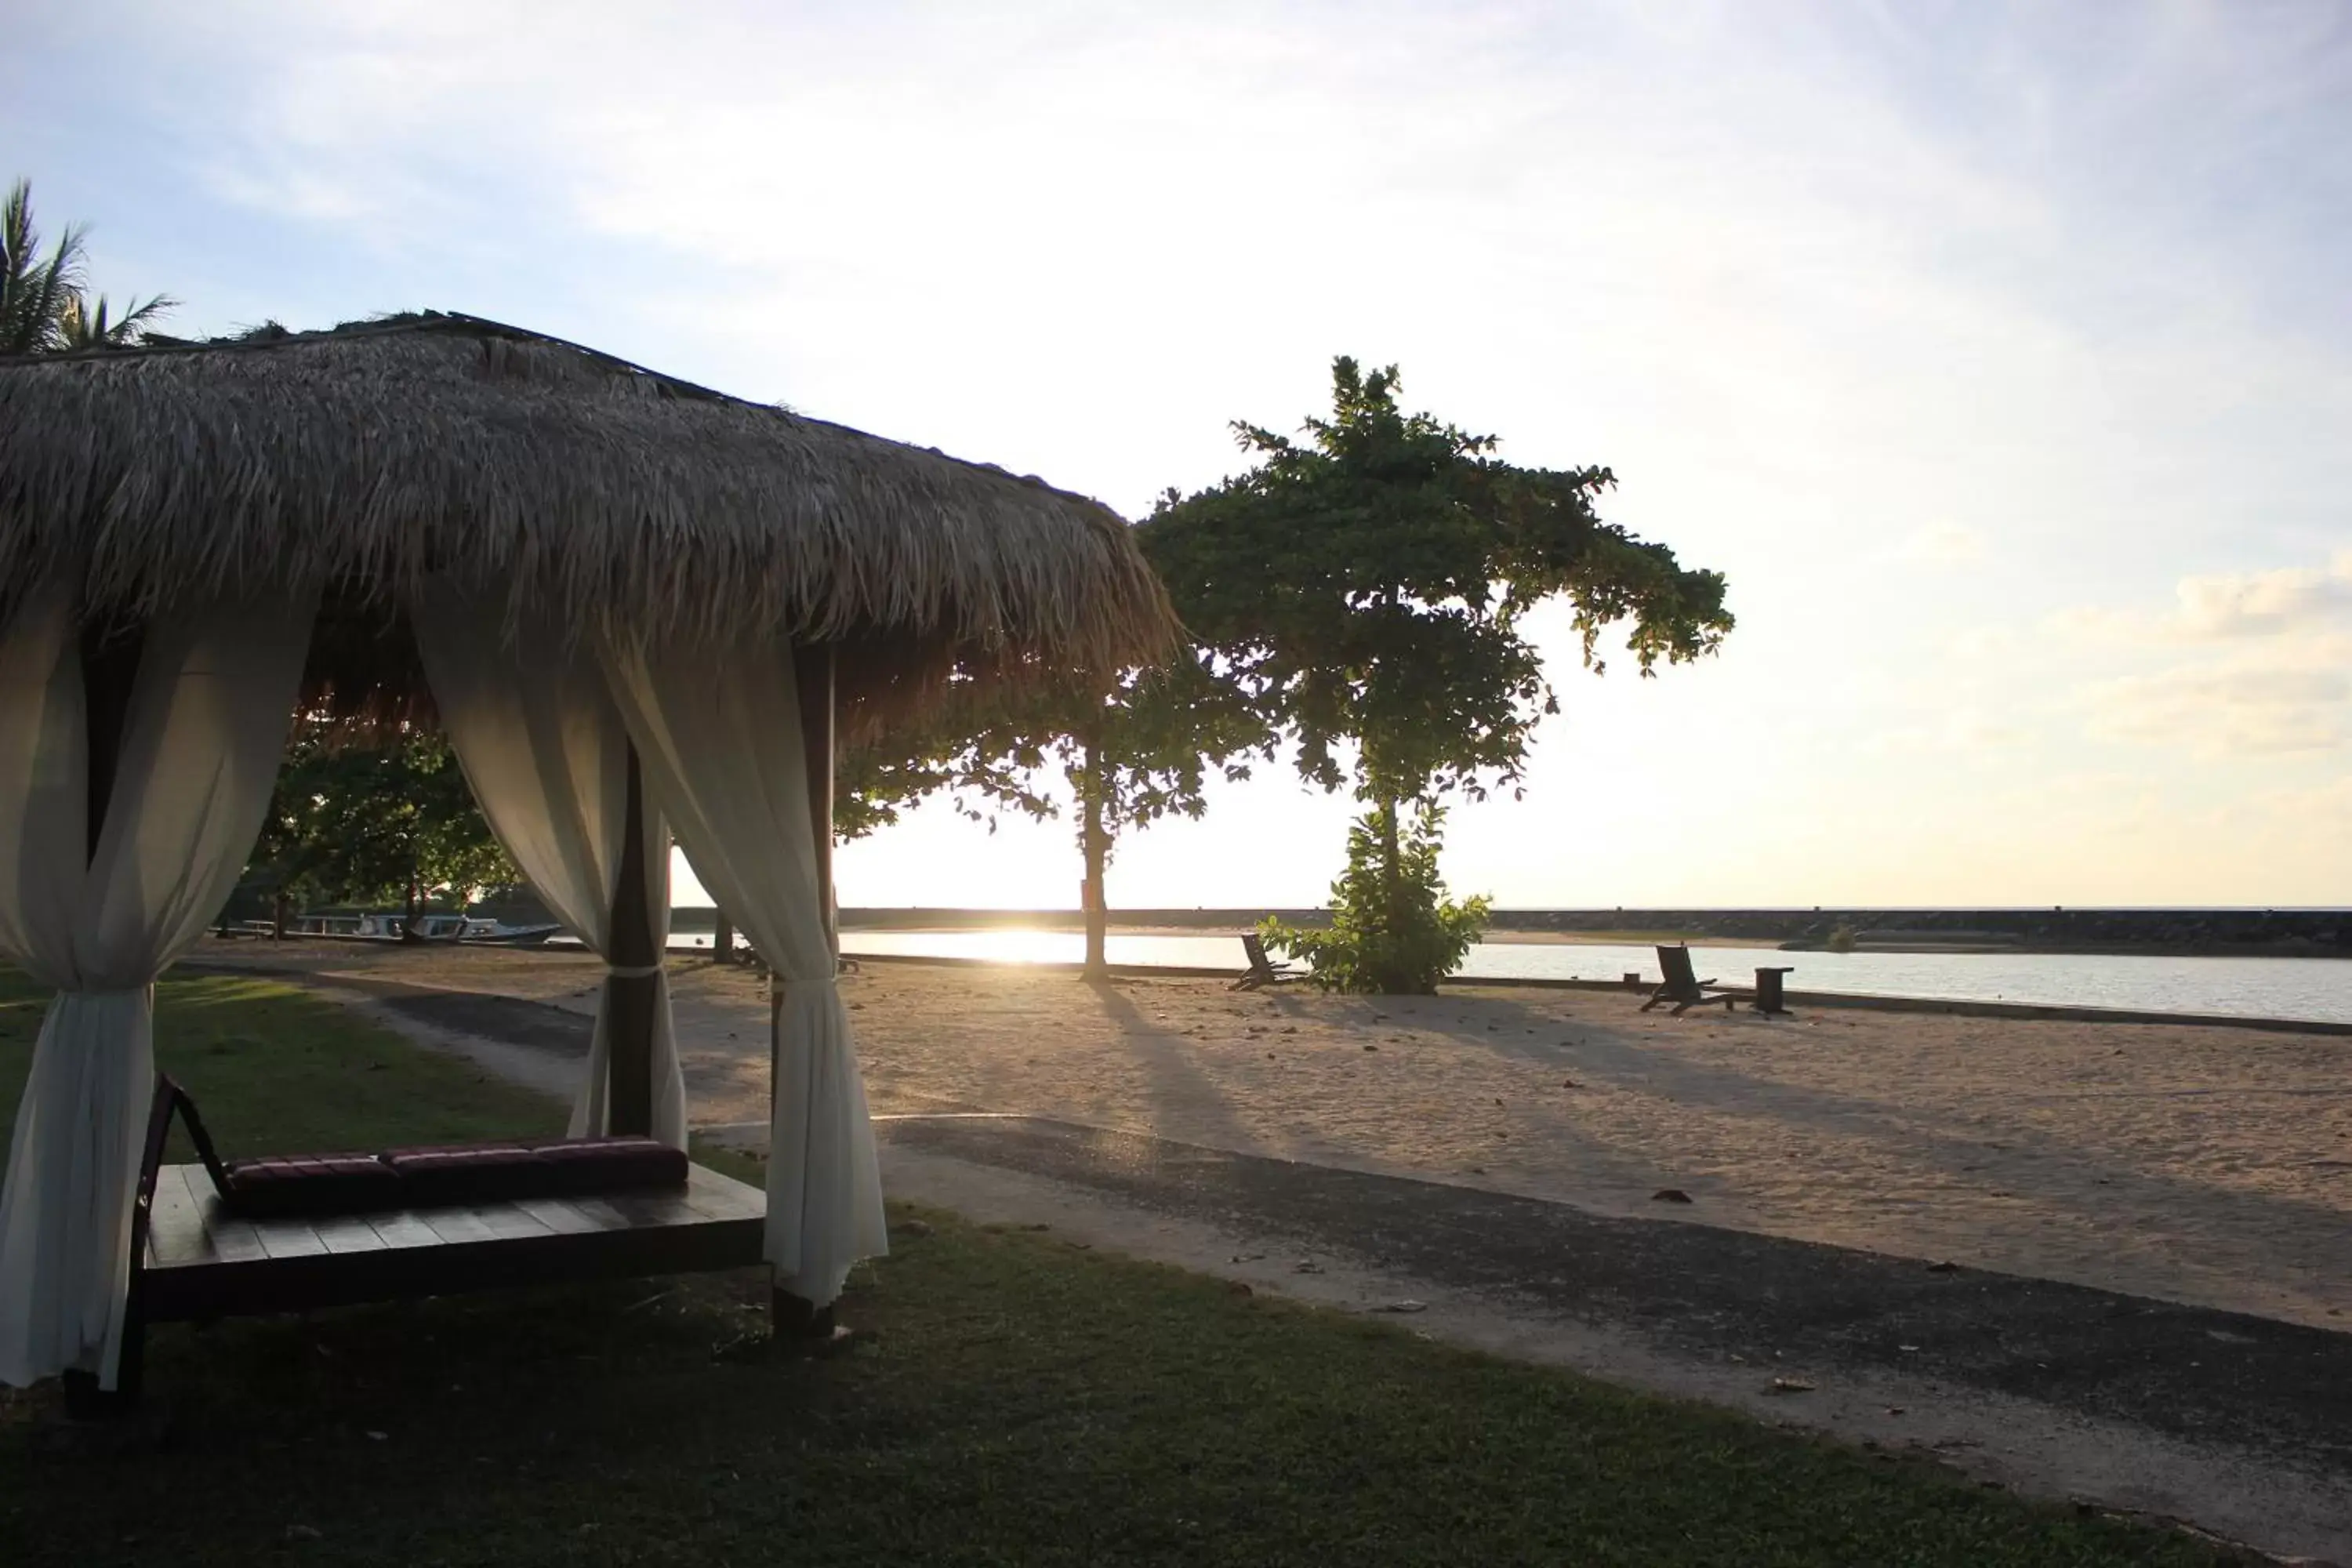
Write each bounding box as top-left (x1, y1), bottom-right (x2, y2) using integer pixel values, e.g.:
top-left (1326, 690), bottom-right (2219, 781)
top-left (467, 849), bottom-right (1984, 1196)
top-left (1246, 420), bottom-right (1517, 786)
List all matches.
top-left (0, 311), bottom-right (1176, 727)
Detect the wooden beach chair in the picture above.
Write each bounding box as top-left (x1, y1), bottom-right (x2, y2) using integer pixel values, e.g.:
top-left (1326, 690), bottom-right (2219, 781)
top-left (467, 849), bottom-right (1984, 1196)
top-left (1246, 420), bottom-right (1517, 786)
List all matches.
top-left (1231, 932), bottom-right (1295, 991)
top-left (1640, 944), bottom-right (1737, 1015)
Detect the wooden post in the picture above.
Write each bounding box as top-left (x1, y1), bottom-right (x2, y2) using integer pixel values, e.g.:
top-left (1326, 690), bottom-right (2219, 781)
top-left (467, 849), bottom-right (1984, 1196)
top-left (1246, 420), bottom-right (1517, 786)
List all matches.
top-left (67, 615), bottom-right (145, 1414)
top-left (604, 746), bottom-right (658, 1138)
top-left (80, 619), bottom-right (143, 865)
top-left (772, 643), bottom-right (837, 1339)
top-left (798, 643), bottom-right (836, 955)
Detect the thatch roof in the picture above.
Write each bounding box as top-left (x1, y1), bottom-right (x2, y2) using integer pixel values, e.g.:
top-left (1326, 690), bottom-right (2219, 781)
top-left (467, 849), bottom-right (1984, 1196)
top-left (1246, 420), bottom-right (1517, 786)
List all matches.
top-left (0, 312), bottom-right (1175, 720)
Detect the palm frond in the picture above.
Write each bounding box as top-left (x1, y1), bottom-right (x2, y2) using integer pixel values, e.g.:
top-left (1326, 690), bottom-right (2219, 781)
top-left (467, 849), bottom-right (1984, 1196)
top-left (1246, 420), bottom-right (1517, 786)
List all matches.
top-left (0, 179), bottom-right (151, 356)
top-left (105, 291), bottom-right (177, 340)
top-left (57, 291), bottom-right (179, 350)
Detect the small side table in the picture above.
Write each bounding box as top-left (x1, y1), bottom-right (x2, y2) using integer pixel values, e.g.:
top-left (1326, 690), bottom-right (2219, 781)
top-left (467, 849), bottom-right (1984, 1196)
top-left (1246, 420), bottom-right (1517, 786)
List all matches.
top-left (1752, 966), bottom-right (1795, 1016)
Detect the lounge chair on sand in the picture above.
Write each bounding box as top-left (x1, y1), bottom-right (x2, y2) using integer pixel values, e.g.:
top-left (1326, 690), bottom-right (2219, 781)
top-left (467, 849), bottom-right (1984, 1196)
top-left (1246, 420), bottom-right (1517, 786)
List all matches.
top-left (1232, 932), bottom-right (1295, 991)
top-left (1640, 944), bottom-right (1737, 1015)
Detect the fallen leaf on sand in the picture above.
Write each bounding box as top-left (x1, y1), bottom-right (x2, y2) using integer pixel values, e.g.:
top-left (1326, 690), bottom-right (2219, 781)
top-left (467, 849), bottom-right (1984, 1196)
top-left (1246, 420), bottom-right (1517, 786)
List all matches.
top-left (1370, 1300), bottom-right (1428, 1314)
top-left (1562, 1078), bottom-right (1584, 1088)
top-left (1653, 1188), bottom-right (1694, 1203)
top-left (1766, 1377), bottom-right (1816, 1395)
top-left (1294, 1261), bottom-right (1324, 1274)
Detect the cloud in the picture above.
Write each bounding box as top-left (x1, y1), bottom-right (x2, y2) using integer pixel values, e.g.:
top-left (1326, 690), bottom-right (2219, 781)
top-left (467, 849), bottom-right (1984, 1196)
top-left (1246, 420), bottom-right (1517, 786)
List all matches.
top-left (1867, 705), bottom-right (2027, 757)
top-left (1900, 523), bottom-right (1986, 564)
top-left (2094, 552), bottom-right (2352, 756)
top-left (1947, 547), bottom-right (2352, 760)
top-left (2035, 604), bottom-right (2151, 646)
top-left (2084, 661), bottom-right (2352, 757)
top-left (21, 0), bottom-right (2352, 906)
top-left (2174, 550), bottom-right (2352, 638)
top-left (2032, 554), bottom-right (2352, 652)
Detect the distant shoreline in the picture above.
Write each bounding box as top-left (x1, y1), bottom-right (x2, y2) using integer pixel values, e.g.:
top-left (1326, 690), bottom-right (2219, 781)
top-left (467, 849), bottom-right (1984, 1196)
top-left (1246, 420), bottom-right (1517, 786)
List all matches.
top-left (709, 906), bottom-right (2352, 962)
top-left (829, 922), bottom-right (2350, 962)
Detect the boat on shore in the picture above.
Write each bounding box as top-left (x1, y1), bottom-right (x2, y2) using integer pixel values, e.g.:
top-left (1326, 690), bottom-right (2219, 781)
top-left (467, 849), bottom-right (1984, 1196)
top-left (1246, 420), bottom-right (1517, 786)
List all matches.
top-left (267, 911), bottom-right (563, 946)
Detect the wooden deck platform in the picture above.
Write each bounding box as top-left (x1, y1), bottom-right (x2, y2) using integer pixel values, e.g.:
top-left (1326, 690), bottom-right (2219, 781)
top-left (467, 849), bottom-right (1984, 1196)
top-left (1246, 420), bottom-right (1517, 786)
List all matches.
top-left (139, 1162), bottom-right (768, 1323)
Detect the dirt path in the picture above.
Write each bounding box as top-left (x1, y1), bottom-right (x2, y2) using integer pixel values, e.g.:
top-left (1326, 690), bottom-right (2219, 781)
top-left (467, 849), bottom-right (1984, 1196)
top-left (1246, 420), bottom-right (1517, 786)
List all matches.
top-left (191, 939), bottom-right (2352, 1331)
top-left (187, 939), bottom-right (2352, 1563)
top-left (858, 1119), bottom-right (2352, 1566)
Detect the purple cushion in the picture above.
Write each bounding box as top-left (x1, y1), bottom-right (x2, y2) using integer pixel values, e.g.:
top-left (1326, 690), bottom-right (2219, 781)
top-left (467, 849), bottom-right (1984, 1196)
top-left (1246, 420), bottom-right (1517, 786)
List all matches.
top-left (524, 1137), bottom-right (689, 1196)
top-left (224, 1153), bottom-right (405, 1218)
top-left (218, 1138), bottom-right (690, 1215)
top-left (382, 1144), bottom-right (538, 1206)
top-left (384, 1138), bottom-right (688, 1205)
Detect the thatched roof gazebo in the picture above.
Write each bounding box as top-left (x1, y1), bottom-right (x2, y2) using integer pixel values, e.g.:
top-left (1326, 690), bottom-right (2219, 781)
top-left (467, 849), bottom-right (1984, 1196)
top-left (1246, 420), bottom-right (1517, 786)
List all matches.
top-left (0, 312), bottom-right (1176, 1402)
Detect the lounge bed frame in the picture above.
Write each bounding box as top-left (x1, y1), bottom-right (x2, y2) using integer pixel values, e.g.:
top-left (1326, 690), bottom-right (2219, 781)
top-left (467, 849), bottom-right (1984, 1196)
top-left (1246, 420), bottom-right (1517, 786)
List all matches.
top-left (115, 1076), bottom-right (764, 1398)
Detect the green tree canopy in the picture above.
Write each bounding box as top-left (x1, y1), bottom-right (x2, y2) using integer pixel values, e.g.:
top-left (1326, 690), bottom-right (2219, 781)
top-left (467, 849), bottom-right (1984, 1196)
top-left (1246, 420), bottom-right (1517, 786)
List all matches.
top-left (249, 719), bottom-right (519, 929)
top-left (833, 659), bottom-right (1273, 977)
top-left (833, 684), bottom-right (1059, 844)
top-left (1147, 357), bottom-right (1733, 992)
top-left (1146, 357), bottom-right (1730, 810)
top-left (1045, 649), bottom-right (1275, 977)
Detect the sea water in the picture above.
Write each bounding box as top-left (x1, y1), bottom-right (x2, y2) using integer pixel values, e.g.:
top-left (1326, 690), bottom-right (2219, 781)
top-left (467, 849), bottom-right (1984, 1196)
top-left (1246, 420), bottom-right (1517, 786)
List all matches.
top-left (662, 927), bottom-right (2352, 1026)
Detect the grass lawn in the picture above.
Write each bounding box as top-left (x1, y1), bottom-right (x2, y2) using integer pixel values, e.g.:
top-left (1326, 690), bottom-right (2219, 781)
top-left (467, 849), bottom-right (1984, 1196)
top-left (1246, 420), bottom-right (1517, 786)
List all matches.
top-left (0, 970), bottom-right (2248, 1566)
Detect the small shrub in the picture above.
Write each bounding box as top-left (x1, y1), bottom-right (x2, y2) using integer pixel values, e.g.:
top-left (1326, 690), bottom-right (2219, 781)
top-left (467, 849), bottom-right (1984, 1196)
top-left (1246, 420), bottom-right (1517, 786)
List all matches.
top-left (1824, 924), bottom-right (1858, 954)
top-left (1262, 804), bottom-right (1490, 994)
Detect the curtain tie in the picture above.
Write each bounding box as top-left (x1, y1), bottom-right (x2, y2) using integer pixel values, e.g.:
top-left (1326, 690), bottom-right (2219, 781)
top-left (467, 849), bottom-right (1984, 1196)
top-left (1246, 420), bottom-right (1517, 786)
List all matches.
top-left (604, 962), bottom-right (666, 980)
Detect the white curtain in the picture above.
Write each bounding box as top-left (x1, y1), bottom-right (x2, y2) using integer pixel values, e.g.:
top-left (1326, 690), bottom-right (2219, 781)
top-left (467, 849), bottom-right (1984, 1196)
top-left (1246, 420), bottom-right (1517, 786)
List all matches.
top-left (410, 593), bottom-right (684, 1149)
top-left (600, 635), bottom-right (884, 1305)
top-left (0, 586), bottom-right (313, 1388)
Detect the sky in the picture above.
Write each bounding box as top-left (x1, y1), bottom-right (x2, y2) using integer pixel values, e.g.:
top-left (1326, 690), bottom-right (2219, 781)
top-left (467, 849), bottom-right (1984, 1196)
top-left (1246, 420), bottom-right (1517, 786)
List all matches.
top-left (9, 1), bottom-right (2352, 909)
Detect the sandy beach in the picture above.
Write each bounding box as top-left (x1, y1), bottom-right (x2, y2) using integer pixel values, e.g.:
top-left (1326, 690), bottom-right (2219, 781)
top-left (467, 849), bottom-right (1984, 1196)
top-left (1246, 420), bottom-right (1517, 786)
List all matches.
top-left (193, 938), bottom-right (2352, 1331)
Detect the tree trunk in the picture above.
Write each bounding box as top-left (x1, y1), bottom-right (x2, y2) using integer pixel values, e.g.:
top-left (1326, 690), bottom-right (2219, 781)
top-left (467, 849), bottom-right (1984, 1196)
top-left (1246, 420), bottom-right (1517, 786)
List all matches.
top-left (712, 909), bottom-right (734, 964)
top-left (271, 890), bottom-right (289, 942)
top-left (1377, 792), bottom-right (1403, 936)
top-left (402, 866), bottom-right (422, 942)
top-left (1080, 737), bottom-right (1109, 981)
